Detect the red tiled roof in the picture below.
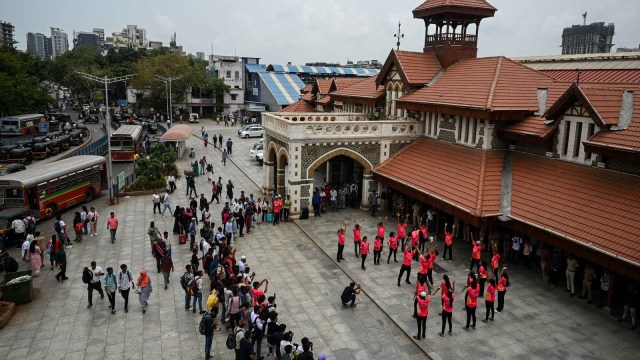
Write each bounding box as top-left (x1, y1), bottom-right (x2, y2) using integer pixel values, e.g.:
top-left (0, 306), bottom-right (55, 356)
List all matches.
top-left (498, 115), bottom-right (558, 144)
top-left (316, 96), bottom-right (333, 106)
top-left (301, 93), bottom-right (316, 102)
top-left (280, 100), bottom-right (316, 113)
top-left (330, 76), bottom-right (385, 101)
top-left (316, 79), bottom-right (333, 95)
top-left (583, 84), bottom-right (640, 153)
top-left (333, 77), bottom-right (364, 91)
top-left (397, 56), bottom-right (560, 113)
top-left (541, 70), bottom-right (640, 84)
top-left (376, 50), bottom-right (442, 88)
top-left (510, 152), bottom-right (640, 267)
top-left (413, 0), bottom-right (497, 12)
top-left (300, 84), bottom-right (313, 94)
top-left (373, 138), bottom-right (504, 217)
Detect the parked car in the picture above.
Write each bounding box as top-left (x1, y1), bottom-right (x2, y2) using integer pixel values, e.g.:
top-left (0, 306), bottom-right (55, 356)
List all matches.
top-left (239, 126), bottom-right (263, 138)
top-left (255, 149), bottom-right (264, 165)
top-left (189, 113), bottom-right (199, 123)
top-left (237, 124), bottom-right (252, 136)
top-left (250, 143), bottom-right (263, 158)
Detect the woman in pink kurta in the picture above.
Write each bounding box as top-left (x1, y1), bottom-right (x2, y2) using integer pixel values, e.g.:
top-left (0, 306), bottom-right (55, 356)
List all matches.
top-left (29, 240), bottom-right (43, 276)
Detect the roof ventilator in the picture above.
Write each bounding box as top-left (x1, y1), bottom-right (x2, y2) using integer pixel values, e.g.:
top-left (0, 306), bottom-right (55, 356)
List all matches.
top-left (535, 88), bottom-right (548, 115)
top-left (611, 90), bottom-right (634, 131)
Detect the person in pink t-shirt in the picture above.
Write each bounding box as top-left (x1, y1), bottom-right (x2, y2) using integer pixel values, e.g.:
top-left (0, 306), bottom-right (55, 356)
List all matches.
top-left (336, 223), bottom-right (346, 262)
top-left (398, 242), bottom-right (419, 286)
top-left (352, 223), bottom-right (362, 258)
top-left (106, 212), bottom-right (118, 244)
top-left (414, 292), bottom-right (431, 340)
top-left (360, 236), bottom-right (370, 270)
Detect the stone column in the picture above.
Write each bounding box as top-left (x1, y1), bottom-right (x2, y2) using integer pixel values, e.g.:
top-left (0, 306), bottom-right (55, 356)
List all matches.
top-left (276, 167), bottom-right (285, 195)
top-left (262, 160), bottom-right (275, 194)
top-left (360, 174), bottom-right (374, 210)
top-left (325, 161), bottom-right (331, 184)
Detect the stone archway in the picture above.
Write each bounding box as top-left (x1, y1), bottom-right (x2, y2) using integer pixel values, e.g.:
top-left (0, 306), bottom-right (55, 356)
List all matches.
top-left (262, 142), bottom-right (278, 193)
top-left (306, 148), bottom-right (372, 178)
top-left (276, 147), bottom-right (289, 195)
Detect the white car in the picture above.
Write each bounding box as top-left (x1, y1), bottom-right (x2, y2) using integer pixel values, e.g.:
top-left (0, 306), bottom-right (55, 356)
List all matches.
top-left (250, 143), bottom-right (264, 158)
top-left (237, 124), bottom-right (252, 136)
top-left (255, 149), bottom-right (264, 164)
top-left (189, 113), bottom-right (199, 123)
top-left (239, 126), bottom-right (263, 138)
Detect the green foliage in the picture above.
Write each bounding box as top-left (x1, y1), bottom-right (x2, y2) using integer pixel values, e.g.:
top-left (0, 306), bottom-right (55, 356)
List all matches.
top-left (125, 177), bottom-right (166, 192)
top-left (0, 46), bottom-right (54, 116)
top-left (130, 144), bottom-right (179, 191)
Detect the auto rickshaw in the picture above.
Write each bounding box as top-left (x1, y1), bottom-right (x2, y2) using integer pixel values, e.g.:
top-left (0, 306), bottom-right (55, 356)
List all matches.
top-left (146, 121), bottom-right (159, 135)
top-left (48, 139), bottom-right (62, 155)
top-left (48, 131), bottom-right (62, 139)
top-left (14, 140), bottom-right (33, 150)
top-left (0, 145), bottom-right (17, 162)
top-left (48, 119), bottom-right (60, 132)
top-left (58, 134), bottom-right (71, 150)
top-left (75, 124), bottom-right (89, 137)
top-left (0, 163), bottom-right (26, 176)
top-left (32, 142), bottom-right (50, 160)
top-left (8, 148), bottom-right (33, 165)
top-left (69, 129), bottom-right (84, 146)
top-left (32, 135), bottom-right (49, 144)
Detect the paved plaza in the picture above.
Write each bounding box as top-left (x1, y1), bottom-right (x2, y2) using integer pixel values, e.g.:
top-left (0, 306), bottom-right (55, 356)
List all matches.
top-left (0, 121), bottom-right (638, 360)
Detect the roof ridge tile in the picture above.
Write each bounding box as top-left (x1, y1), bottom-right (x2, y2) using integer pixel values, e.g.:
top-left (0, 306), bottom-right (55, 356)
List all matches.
top-left (486, 56), bottom-right (502, 109)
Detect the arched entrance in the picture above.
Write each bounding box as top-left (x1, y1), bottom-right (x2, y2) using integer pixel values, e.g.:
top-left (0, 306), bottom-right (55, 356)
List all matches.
top-left (306, 148), bottom-right (373, 210)
top-left (262, 142), bottom-right (278, 194)
top-left (277, 148), bottom-right (289, 195)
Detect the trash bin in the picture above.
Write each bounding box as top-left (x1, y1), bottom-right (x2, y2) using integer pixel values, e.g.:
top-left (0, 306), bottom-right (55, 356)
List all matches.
top-left (0, 270), bottom-right (33, 304)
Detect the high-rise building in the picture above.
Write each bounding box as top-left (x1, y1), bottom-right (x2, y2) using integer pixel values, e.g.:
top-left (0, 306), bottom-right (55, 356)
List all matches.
top-left (50, 27), bottom-right (69, 58)
top-left (104, 25), bottom-right (147, 49)
top-left (26, 32), bottom-right (49, 59)
top-left (0, 21), bottom-right (16, 47)
top-left (561, 22), bottom-right (615, 55)
top-left (74, 31), bottom-right (100, 49)
top-left (196, 52), bottom-right (205, 60)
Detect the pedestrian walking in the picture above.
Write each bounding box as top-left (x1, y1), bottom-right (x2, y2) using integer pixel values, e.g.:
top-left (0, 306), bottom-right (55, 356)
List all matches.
top-left (188, 218), bottom-right (197, 251)
top-left (360, 236), bottom-right (369, 270)
top-left (86, 261), bottom-right (105, 309)
top-left (161, 192), bottom-right (172, 215)
top-left (104, 267), bottom-right (118, 314)
top-left (46, 234), bottom-right (60, 270)
top-left (218, 134), bottom-right (223, 148)
top-left (181, 264), bottom-right (194, 311)
top-left (336, 224), bottom-right (346, 262)
top-left (414, 292), bottom-right (430, 340)
top-left (106, 212), bottom-right (118, 244)
top-left (81, 206), bottom-right (89, 235)
top-left (87, 207), bottom-right (99, 236)
top-left (27, 239), bottom-right (42, 276)
top-left (212, 135), bottom-right (218, 148)
top-left (368, 190), bottom-right (378, 217)
top-left (153, 238), bottom-right (167, 273)
top-left (53, 214), bottom-right (68, 246)
top-left (483, 278), bottom-right (496, 322)
top-left (192, 270), bottom-right (205, 314)
top-left (54, 246), bottom-right (67, 282)
top-left (136, 269), bottom-right (152, 314)
top-left (226, 138), bottom-right (233, 154)
top-left (387, 231), bottom-right (399, 263)
top-left (203, 307), bottom-right (217, 360)
top-left (226, 180), bottom-right (234, 201)
top-left (221, 149), bottom-right (228, 166)
top-left (152, 191), bottom-right (161, 214)
top-left (162, 253), bottom-right (174, 290)
top-left (117, 264), bottom-right (134, 313)
top-left (618, 284), bottom-right (638, 330)
top-left (204, 132), bottom-right (209, 148)
top-left (148, 221), bottom-right (162, 254)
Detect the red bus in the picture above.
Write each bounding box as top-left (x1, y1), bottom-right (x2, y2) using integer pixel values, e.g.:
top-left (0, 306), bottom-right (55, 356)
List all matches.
top-left (0, 114), bottom-right (45, 135)
top-left (110, 125), bottom-right (143, 161)
top-left (0, 155), bottom-right (107, 219)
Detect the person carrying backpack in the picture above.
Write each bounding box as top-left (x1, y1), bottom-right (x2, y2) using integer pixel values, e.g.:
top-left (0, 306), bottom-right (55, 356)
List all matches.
top-left (202, 307), bottom-right (217, 360)
top-left (24, 215), bottom-right (36, 235)
top-left (54, 214), bottom-right (68, 246)
top-left (117, 264), bottom-right (135, 313)
top-left (181, 264), bottom-right (194, 311)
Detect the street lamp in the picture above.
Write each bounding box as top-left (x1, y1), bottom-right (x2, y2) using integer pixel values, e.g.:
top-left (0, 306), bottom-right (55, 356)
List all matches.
top-left (155, 76), bottom-right (182, 127)
top-left (77, 71), bottom-right (136, 204)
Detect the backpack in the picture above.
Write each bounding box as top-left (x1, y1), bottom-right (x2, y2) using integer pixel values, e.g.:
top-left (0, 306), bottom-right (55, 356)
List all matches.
top-left (180, 272), bottom-right (191, 290)
top-left (54, 221), bottom-right (62, 233)
top-left (199, 239), bottom-right (204, 252)
top-left (74, 222), bottom-right (83, 233)
top-left (187, 277), bottom-right (199, 296)
top-left (199, 313), bottom-right (210, 335)
top-left (119, 270), bottom-right (132, 284)
top-left (226, 329), bottom-right (242, 349)
top-left (82, 267), bottom-right (93, 284)
top-left (26, 218), bottom-right (36, 234)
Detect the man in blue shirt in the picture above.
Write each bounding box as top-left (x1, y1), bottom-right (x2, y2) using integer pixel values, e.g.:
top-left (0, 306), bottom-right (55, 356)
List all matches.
top-left (103, 267), bottom-right (118, 314)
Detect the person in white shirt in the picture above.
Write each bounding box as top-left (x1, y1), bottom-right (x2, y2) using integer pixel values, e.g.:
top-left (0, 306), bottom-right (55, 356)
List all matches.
top-left (87, 261), bottom-right (105, 309)
top-left (201, 239), bottom-right (211, 258)
top-left (330, 189), bottom-right (338, 211)
top-left (21, 237), bottom-right (31, 268)
top-left (117, 263), bottom-right (135, 313)
top-left (167, 175), bottom-right (176, 193)
top-left (511, 235), bottom-right (522, 265)
top-left (238, 255), bottom-right (247, 272)
top-left (12, 218), bottom-right (26, 244)
top-left (152, 192), bottom-right (161, 214)
top-left (161, 193), bottom-right (172, 216)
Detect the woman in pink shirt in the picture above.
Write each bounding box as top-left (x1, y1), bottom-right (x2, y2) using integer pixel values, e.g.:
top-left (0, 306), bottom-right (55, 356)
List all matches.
top-left (373, 236), bottom-right (382, 265)
top-left (336, 224), bottom-right (346, 262)
top-left (353, 223), bottom-right (362, 257)
top-left (396, 216), bottom-right (408, 248)
top-left (106, 212), bottom-right (118, 244)
top-left (442, 223), bottom-right (454, 262)
top-left (387, 232), bottom-right (398, 263)
top-left (377, 217), bottom-right (387, 241)
top-left (414, 292), bottom-right (430, 340)
top-left (359, 236), bottom-right (369, 271)
top-left (397, 242), bottom-right (418, 286)
top-left (438, 277), bottom-right (455, 337)
top-left (463, 278), bottom-right (479, 330)
top-left (483, 278), bottom-right (496, 322)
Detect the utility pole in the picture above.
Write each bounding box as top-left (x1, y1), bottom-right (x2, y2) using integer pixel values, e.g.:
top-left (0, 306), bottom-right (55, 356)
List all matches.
top-left (77, 72), bottom-right (135, 204)
top-left (582, 11), bottom-right (587, 26)
top-left (156, 76), bottom-right (182, 126)
top-left (394, 21), bottom-right (404, 51)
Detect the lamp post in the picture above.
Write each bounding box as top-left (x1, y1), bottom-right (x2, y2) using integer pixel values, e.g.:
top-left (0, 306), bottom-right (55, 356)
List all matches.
top-left (156, 76), bottom-right (182, 126)
top-left (77, 72), bottom-right (135, 204)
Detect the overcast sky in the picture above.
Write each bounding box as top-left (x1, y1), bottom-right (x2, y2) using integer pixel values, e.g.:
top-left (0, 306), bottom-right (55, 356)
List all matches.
top-left (5, 0), bottom-right (639, 65)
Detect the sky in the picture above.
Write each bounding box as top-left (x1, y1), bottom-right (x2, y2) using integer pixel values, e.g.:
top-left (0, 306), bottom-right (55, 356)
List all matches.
top-left (4, 0), bottom-right (640, 65)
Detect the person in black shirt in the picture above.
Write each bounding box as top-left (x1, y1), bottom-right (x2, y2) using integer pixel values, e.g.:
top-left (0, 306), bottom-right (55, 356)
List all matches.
top-left (341, 282), bottom-right (361, 308)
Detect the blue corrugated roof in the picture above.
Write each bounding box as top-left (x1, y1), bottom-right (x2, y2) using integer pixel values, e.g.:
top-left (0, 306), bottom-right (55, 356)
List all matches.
top-left (266, 64), bottom-right (379, 77)
top-left (245, 64), bottom-right (267, 73)
top-left (258, 73), bottom-right (305, 105)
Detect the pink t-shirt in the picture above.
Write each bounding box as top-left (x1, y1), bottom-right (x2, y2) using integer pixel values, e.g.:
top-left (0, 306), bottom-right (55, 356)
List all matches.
top-left (442, 293), bottom-right (454, 313)
top-left (472, 243), bottom-right (481, 260)
top-left (353, 228), bottom-right (361, 241)
top-left (417, 296), bottom-right (431, 317)
top-left (377, 225), bottom-right (385, 238)
top-left (252, 288), bottom-right (264, 306)
top-left (107, 217), bottom-right (118, 230)
top-left (402, 250), bottom-right (414, 266)
top-left (388, 236), bottom-right (398, 250)
top-left (360, 241), bottom-right (370, 255)
top-left (397, 224), bottom-right (407, 238)
top-left (338, 233), bottom-right (345, 245)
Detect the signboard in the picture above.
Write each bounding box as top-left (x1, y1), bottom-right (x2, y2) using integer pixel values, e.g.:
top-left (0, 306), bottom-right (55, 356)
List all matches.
top-left (39, 122), bottom-right (49, 133)
top-left (117, 172), bottom-right (126, 190)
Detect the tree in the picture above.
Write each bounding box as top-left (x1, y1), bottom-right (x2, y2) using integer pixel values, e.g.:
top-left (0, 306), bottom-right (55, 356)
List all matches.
top-left (0, 46), bottom-right (54, 116)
